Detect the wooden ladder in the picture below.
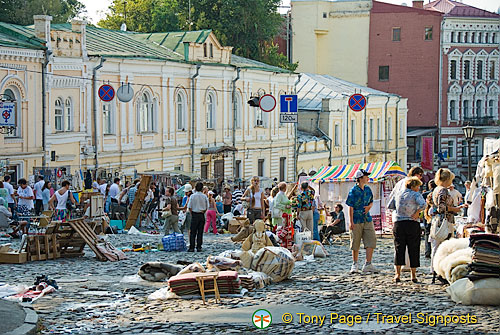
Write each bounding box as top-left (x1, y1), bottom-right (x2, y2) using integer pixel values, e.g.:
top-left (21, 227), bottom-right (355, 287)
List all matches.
top-left (195, 273), bottom-right (221, 304)
top-left (125, 175), bottom-right (152, 230)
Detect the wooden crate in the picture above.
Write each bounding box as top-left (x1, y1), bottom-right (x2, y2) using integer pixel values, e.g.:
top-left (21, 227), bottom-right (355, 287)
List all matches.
top-left (0, 252), bottom-right (28, 264)
top-left (26, 234), bottom-right (59, 261)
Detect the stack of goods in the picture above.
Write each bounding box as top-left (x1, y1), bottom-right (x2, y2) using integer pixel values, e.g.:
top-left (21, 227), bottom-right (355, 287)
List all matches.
top-left (206, 256), bottom-right (242, 272)
top-left (162, 233), bottom-right (187, 252)
top-left (251, 247), bottom-right (295, 282)
top-left (168, 271), bottom-right (241, 296)
top-left (467, 234), bottom-right (500, 281)
top-left (238, 275), bottom-right (255, 291)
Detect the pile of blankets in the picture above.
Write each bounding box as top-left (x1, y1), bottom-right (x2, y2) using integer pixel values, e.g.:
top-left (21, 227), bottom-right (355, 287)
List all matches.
top-left (467, 234), bottom-right (500, 281)
top-left (168, 271), bottom-right (241, 296)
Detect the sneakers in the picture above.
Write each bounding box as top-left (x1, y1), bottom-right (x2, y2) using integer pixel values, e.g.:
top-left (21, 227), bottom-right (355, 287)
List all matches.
top-left (350, 263), bottom-right (359, 274)
top-left (362, 263), bottom-right (379, 273)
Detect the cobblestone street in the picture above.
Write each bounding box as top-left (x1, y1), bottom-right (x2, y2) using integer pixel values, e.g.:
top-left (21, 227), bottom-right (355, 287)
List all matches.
top-left (3, 234), bottom-right (499, 334)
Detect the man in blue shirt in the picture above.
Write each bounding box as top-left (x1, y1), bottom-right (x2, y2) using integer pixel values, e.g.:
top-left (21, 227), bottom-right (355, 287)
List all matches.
top-left (346, 169), bottom-right (378, 274)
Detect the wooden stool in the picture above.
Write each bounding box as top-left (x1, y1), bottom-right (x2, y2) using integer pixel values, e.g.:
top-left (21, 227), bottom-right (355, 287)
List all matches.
top-left (195, 273), bottom-right (221, 304)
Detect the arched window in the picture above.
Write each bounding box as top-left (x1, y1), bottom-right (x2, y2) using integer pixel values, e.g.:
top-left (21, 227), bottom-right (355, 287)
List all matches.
top-left (206, 92), bottom-right (215, 129)
top-left (234, 92), bottom-right (241, 128)
top-left (176, 91), bottom-right (186, 130)
top-left (55, 98), bottom-right (64, 131)
top-left (138, 92), bottom-right (155, 133)
top-left (103, 103), bottom-right (113, 134)
top-left (65, 98), bottom-right (72, 131)
top-left (3, 88), bottom-right (20, 137)
top-left (476, 100), bottom-right (483, 117)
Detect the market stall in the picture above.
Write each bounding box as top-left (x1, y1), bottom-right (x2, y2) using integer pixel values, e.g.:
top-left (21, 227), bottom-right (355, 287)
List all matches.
top-left (308, 161), bottom-right (406, 234)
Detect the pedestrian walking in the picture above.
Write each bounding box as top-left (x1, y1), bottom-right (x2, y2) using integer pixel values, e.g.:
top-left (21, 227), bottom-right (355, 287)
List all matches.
top-left (243, 177), bottom-right (265, 224)
top-left (204, 191), bottom-right (218, 234)
top-left (3, 175), bottom-right (16, 214)
top-left (232, 185), bottom-right (243, 205)
top-left (346, 169), bottom-right (378, 274)
top-left (388, 177), bottom-right (426, 283)
top-left (163, 187), bottom-right (181, 234)
top-left (49, 180), bottom-right (76, 222)
top-left (223, 186), bottom-right (232, 213)
top-left (187, 182), bottom-right (209, 252)
top-left (296, 182), bottom-right (315, 233)
top-left (33, 175), bottom-right (45, 215)
top-left (41, 181), bottom-right (52, 211)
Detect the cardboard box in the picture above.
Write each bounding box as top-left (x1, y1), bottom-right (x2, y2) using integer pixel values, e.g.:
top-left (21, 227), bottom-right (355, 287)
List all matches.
top-left (228, 220), bottom-right (241, 234)
top-left (0, 252), bottom-right (28, 264)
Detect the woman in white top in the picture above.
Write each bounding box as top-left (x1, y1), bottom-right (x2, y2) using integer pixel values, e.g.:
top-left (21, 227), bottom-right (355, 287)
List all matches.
top-left (49, 180), bottom-right (76, 222)
top-left (16, 178), bottom-right (34, 215)
top-left (243, 176), bottom-right (265, 224)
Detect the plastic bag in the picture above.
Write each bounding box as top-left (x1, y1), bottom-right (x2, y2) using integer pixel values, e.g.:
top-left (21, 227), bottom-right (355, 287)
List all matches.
top-left (294, 229), bottom-right (312, 247)
top-left (162, 233), bottom-right (187, 252)
top-left (251, 246), bottom-right (295, 282)
top-left (447, 278), bottom-right (500, 306)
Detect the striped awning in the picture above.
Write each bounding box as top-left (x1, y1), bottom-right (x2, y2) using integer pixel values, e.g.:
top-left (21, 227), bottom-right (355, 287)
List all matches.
top-left (308, 161), bottom-right (406, 183)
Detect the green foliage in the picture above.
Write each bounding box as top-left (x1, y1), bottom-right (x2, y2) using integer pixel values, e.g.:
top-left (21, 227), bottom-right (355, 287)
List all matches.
top-left (98, 0), bottom-right (295, 70)
top-left (0, 0), bottom-right (84, 25)
top-left (98, 0), bottom-right (179, 32)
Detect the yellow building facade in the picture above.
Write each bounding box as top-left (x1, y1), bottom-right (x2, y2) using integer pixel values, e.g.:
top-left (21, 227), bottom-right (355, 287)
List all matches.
top-left (291, 0), bottom-right (372, 86)
top-left (0, 16), bottom-right (297, 185)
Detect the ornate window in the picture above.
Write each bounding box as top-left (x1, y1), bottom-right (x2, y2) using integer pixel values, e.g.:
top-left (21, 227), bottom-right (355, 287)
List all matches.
top-left (64, 98), bottom-right (72, 131)
top-left (463, 100), bottom-right (471, 118)
top-left (450, 60), bottom-right (457, 79)
top-left (464, 60), bottom-right (471, 80)
top-left (176, 91), bottom-right (187, 131)
top-left (206, 92), bottom-right (215, 129)
top-left (234, 92), bottom-right (242, 129)
top-left (476, 100), bottom-right (483, 118)
top-left (137, 91), bottom-right (156, 133)
top-left (477, 60), bottom-right (483, 80)
top-left (3, 88), bottom-right (20, 137)
top-left (449, 100), bottom-right (457, 120)
top-left (55, 98), bottom-right (64, 131)
top-left (488, 100), bottom-right (495, 117)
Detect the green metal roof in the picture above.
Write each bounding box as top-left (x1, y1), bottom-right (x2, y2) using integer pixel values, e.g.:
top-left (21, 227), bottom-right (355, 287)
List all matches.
top-left (131, 30), bottom-right (212, 56)
top-left (0, 22), bottom-right (46, 49)
top-left (230, 54), bottom-right (291, 73)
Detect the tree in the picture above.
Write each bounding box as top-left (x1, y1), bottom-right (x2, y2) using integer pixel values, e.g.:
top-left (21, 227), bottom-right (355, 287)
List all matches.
top-left (98, 0), bottom-right (296, 70)
top-left (0, 0), bottom-right (84, 25)
top-left (98, 0), bottom-right (179, 32)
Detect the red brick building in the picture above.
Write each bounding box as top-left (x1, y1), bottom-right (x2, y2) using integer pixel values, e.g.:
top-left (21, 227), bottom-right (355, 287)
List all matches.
top-left (368, 1), bottom-right (443, 164)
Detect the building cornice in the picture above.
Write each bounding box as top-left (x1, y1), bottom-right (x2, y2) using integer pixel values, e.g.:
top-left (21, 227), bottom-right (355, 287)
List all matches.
top-left (0, 47), bottom-right (44, 62)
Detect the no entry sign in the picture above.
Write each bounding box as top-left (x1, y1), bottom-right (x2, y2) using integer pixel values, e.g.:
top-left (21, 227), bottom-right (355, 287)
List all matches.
top-left (99, 84), bottom-right (115, 102)
top-left (348, 93), bottom-right (366, 112)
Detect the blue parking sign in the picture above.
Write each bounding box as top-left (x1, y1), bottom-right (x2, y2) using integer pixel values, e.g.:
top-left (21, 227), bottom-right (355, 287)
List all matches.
top-left (280, 95), bottom-right (298, 113)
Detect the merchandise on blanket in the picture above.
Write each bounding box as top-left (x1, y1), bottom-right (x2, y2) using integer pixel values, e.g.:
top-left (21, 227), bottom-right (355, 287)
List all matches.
top-left (168, 270), bottom-right (241, 296)
top-left (433, 238), bottom-right (470, 281)
top-left (447, 277), bottom-right (500, 306)
top-left (206, 256), bottom-right (242, 272)
top-left (0, 284), bottom-right (28, 299)
top-left (251, 246), bottom-right (295, 282)
top-left (177, 262), bottom-right (206, 276)
top-left (7, 281), bottom-right (57, 303)
top-left (467, 234), bottom-right (500, 281)
top-left (241, 220), bottom-right (274, 254)
top-left (218, 249), bottom-right (243, 260)
top-left (138, 262), bottom-right (183, 282)
top-left (162, 233), bottom-right (187, 252)
top-left (34, 275), bottom-right (58, 290)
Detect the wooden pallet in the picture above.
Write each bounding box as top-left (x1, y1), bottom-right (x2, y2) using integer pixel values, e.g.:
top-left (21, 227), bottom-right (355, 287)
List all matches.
top-left (66, 219), bottom-right (107, 261)
top-left (125, 175), bottom-right (152, 230)
top-left (53, 220), bottom-right (86, 258)
top-left (25, 222), bottom-right (60, 262)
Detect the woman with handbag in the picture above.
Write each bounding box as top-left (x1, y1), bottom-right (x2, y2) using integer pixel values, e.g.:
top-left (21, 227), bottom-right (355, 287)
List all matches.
top-left (387, 177), bottom-right (426, 283)
top-left (272, 182), bottom-right (292, 227)
top-left (49, 180), bottom-right (76, 222)
top-left (243, 176), bottom-right (265, 224)
top-left (429, 168), bottom-right (467, 282)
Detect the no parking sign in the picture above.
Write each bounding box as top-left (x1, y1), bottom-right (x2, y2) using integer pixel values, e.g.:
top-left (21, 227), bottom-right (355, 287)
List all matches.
top-left (98, 84), bottom-right (115, 102)
top-left (348, 93), bottom-right (366, 112)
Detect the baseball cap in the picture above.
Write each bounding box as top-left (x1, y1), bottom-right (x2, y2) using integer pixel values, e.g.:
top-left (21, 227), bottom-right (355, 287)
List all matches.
top-left (354, 169), bottom-right (370, 179)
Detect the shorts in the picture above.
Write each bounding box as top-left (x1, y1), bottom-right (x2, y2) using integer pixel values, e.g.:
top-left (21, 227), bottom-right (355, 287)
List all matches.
top-left (350, 221), bottom-right (377, 250)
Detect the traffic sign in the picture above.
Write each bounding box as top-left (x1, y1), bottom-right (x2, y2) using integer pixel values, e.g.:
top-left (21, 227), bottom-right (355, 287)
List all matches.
top-left (348, 93), bottom-right (366, 112)
top-left (259, 94), bottom-right (276, 112)
top-left (280, 113), bottom-right (298, 123)
top-left (117, 84), bottom-right (134, 102)
top-left (280, 94), bottom-right (298, 113)
top-left (99, 84), bottom-right (115, 102)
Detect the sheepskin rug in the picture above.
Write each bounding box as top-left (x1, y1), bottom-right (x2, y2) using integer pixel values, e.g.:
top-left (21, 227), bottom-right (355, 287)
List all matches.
top-left (433, 238), bottom-right (472, 283)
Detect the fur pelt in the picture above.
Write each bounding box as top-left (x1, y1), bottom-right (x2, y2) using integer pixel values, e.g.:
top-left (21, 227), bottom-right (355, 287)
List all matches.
top-left (433, 238), bottom-right (469, 278)
top-left (450, 264), bottom-right (470, 284)
top-left (440, 247), bottom-right (473, 283)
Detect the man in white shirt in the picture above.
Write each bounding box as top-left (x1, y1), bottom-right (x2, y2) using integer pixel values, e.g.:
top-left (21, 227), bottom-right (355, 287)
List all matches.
top-left (187, 182), bottom-right (209, 252)
top-left (3, 175), bottom-right (16, 214)
top-left (33, 175), bottom-right (45, 215)
top-left (109, 178), bottom-right (121, 199)
top-left (92, 178), bottom-right (101, 193)
top-left (17, 178), bottom-right (34, 215)
top-left (448, 184), bottom-right (463, 206)
top-left (99, 180), bottom-right (108, 195)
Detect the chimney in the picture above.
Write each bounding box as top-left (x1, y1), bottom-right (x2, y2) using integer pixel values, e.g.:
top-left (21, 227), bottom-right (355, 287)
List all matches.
top-left (412, 0), bottom-right (424, 8)
top-left (71, 19), bottom-right (88, 58)
top-left (33, 15), bottom-right (52, 44)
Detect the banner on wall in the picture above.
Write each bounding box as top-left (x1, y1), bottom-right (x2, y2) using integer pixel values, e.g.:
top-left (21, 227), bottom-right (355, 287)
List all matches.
top-left (421, 136), bottom-right (434, 170)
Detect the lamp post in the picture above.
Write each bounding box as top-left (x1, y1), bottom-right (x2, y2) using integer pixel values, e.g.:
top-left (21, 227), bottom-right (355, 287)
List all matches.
top-left (462, 125), bottom-right (475, 181)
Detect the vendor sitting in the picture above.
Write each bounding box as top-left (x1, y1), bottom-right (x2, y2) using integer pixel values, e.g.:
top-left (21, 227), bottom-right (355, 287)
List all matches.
top-left (320, 203), bottom-right (346, 244)
top-left (0, 198), bottom-right (27, 238)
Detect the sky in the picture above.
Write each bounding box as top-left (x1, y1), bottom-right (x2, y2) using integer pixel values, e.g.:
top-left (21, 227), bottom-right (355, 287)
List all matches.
top-left (81, 0), bottom-right (500, 24)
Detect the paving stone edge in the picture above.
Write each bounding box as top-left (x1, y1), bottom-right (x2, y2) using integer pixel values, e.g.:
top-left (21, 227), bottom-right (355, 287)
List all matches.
top-left (3, 307), bottom-right (38, 335)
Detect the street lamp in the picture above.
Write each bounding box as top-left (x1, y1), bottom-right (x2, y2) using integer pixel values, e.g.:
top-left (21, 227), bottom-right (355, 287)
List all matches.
top-left (462, 125), bottom-right (475, 181)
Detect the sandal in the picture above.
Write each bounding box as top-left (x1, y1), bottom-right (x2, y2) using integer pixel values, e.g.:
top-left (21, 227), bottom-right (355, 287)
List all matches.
top-left (394, 277), bottom-right (401, 283)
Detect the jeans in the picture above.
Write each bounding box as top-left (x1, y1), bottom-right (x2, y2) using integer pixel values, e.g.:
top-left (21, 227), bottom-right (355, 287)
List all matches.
top-left (313, 210), bottom-right (320, 241)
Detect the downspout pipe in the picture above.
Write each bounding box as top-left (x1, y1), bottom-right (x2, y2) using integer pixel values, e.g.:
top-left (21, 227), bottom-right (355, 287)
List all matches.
top-left (294, 73), bottom-right (302, 180)
top-left (364, 96), bottom-right (368, 163)
top-left (316, 110), bottom-right (332, 165)
top-left (438, 19), bottom-right (445, 154)
top-left (191, 64), bottom-right (201, 173)
top-left (394, 96), bottom-right (401, 164)
top-left (92, 57), bottom-right (105, 175)
top-left (41, 49), bottom-right (52, 170)
top-left (232, 67), bottom-right (241, 179)
top-left (384, 95), bottom-right (390, 162)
